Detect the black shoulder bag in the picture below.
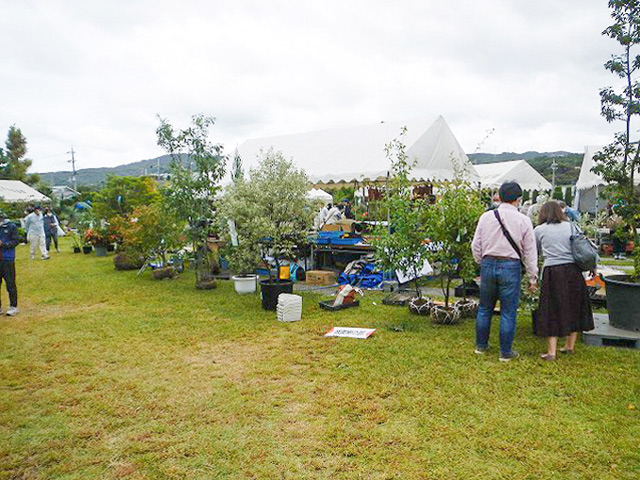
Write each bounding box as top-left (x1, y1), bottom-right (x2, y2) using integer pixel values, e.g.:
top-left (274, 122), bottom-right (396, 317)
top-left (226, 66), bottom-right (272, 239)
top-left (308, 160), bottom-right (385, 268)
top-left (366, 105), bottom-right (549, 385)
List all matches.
top-left (493, 209), bottom-right (525, 271)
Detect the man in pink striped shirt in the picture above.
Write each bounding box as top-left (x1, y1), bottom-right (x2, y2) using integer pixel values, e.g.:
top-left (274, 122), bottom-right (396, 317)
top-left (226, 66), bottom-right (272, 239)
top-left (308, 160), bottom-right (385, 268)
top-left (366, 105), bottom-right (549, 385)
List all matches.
top-left (471, 182), bottom-right (538, 361)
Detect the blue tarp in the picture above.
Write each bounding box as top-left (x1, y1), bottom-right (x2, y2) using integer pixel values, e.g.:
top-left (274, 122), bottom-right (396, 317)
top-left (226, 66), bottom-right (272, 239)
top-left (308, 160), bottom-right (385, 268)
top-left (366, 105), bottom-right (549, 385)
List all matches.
top-left (338, 263), bottom-right (383, 289)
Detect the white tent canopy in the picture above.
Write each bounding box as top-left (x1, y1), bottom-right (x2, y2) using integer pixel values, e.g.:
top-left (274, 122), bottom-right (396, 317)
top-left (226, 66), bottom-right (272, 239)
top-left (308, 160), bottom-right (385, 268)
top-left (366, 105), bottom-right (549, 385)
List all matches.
top-left (576, 146), bottom-right (607, 191)
top-left (474, 160), bottom-right (552, 191)
top-left (237, 116), bottom-right (478, 184)
top-left (306, 187), bottom-right (333, 204)
top-left (575, 145), bottom-right (608, 214)
top-left (0, 180), bottom-right (50, 203)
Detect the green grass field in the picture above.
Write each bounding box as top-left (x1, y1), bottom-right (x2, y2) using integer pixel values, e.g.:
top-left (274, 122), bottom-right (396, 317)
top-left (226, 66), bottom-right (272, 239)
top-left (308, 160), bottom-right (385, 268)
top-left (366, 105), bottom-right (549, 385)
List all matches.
top-left (1, 239), bottom-right (639, 479)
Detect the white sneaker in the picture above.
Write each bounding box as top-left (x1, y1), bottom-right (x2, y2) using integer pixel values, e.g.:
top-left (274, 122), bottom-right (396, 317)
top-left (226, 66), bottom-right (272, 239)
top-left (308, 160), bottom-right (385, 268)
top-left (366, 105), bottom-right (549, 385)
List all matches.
top-left (6, 307), bottom-right (18, 316)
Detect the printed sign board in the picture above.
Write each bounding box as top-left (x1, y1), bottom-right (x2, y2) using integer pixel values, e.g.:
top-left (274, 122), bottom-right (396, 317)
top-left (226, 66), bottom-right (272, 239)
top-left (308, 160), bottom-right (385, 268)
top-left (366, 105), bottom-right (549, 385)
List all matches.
top-left (324, 327), bottom-right (376, 339)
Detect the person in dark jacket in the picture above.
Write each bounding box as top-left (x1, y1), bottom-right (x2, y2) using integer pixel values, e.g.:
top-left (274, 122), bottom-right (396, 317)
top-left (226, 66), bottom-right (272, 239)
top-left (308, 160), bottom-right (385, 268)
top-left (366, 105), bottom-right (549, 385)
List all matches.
top-left (0, 210), bottom-right (18, 315)
top-left (43, 207), bottom-right (60, 253)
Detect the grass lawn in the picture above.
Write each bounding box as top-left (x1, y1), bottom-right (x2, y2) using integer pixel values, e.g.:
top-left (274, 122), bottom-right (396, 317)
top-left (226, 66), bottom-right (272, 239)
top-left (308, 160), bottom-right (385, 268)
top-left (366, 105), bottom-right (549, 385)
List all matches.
top-left (598, 256), bottom-right (635, 267)
top-left (1, 239), bottom-right (639, 479)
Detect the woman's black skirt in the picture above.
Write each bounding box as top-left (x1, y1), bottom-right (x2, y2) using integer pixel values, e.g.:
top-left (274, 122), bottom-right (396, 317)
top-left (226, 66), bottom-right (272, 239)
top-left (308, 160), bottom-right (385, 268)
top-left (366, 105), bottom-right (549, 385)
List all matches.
top-left (534, 263), bottom-right (595, 337)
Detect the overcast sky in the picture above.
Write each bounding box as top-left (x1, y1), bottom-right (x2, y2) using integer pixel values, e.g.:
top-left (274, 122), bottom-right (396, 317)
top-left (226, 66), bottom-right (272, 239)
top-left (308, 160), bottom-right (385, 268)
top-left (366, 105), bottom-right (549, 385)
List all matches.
top-left (0, 0), bottom-right (624, 173)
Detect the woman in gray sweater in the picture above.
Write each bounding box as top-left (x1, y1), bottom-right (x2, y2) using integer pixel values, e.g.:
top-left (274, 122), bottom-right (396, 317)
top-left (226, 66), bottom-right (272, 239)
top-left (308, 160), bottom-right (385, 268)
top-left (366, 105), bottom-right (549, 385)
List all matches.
top-left (533, 201), bottom-right (594, 361)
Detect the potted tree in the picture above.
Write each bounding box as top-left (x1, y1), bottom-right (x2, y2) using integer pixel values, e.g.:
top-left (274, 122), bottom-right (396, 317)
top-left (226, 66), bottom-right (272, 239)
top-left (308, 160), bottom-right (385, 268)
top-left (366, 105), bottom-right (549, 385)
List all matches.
top-left (83, 225), bottom-right (114, 257)
top-left (235, 149), bottom-right (313, 310)
top-left (593, 1), bottom-right (640, 331)
top-left (422, 167), bottom-right (485, 323)
top-left (220, 179), bottom-right (263, 294)
top-left (370, 128), bottom-right (433, 310)
top-left (156, 114), bottom-right (227, 290)
top-left (111, 203), bottom-right (181, 275)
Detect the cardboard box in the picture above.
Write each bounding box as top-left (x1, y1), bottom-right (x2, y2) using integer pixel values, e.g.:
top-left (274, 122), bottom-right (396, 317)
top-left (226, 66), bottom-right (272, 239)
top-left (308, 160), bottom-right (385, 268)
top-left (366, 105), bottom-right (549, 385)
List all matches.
top-left (306, 270), bottom-right (338, 286)
top-left (321, 224), bottom-right (342, 232)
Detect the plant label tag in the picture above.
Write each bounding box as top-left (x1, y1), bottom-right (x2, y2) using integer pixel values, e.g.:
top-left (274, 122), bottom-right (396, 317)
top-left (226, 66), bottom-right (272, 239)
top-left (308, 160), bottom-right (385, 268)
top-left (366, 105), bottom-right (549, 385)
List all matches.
top-left (325, 327), bottom-right (376, 339)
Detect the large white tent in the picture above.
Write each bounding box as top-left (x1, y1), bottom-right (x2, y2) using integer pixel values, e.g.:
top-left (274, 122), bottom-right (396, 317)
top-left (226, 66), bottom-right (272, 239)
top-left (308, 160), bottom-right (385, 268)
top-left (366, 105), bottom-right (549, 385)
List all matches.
top-left (474, 160), bottom-right (552, 191)
top-left (0, 180), bottom-right (50, 203)
top-left (237, 116), bottom-right (479, 184)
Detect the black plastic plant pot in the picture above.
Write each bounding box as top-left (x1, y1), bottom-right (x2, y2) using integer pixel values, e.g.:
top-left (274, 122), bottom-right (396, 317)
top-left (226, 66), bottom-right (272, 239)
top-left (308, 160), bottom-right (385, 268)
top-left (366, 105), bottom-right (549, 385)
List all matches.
top-left (603, 274), bottom-right (640, 332)
top-left (73, 247), bottom-right (81, 253)
top-left (259, 279), bottom-right (293, 311)
top-left (82, 245), bottom-right (92, 254)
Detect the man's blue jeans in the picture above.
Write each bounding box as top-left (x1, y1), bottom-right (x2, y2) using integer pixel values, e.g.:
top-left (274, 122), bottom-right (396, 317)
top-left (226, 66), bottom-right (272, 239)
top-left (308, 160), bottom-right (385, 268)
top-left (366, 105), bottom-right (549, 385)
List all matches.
top-left (475, 257), bottom-right (522, 355)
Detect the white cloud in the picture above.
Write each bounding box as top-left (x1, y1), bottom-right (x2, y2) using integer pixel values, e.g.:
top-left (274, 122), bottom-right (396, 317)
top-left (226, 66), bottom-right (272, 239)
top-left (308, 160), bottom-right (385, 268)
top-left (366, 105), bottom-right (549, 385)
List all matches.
top-left (0, 0), bottom-right (627, 174)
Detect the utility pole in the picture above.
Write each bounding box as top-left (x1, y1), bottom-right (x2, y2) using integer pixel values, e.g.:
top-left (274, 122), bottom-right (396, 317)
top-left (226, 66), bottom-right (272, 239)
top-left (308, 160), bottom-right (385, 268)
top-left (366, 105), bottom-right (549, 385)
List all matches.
top-left (67, 147), bottom-right (77, 191)
top-left (551, 158), bottom-right (558, 191)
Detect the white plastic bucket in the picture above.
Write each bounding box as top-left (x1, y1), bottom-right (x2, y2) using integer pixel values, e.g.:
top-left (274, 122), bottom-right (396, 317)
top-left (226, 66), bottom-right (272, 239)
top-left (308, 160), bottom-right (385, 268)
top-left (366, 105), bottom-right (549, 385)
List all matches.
top-left (232, 274), bottom-right (258, 294)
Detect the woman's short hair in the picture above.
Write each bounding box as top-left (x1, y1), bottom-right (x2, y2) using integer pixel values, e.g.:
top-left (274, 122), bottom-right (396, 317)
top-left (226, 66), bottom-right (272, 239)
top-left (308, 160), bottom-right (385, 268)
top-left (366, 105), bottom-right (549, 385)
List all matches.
top-left (538, 201), bottom-right (566, 224)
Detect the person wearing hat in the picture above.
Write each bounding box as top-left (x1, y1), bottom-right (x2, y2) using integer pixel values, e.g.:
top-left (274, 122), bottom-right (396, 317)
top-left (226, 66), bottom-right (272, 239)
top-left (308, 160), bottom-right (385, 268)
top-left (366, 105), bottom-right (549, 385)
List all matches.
top-left (0, 210), bottom-right (19, 315)
top-left (23, 205), bottom-right (49, 260)
top-left (471, 181), bottom-right (538, 361)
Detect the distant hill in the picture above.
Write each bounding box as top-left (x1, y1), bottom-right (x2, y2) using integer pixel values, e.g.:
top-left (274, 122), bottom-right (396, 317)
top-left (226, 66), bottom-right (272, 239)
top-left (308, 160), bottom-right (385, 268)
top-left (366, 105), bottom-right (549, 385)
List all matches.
top-left (38, 150), bottom-right (585, 188)
top-left (469, 151), bottom-right (583, 185)
top-left (37, 154), bottom-right (188, 187)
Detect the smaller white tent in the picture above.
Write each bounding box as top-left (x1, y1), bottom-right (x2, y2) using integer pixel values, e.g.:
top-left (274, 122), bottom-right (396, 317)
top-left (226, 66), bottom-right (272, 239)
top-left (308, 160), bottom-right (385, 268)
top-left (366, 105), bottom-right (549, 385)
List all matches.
top-left (306, 188), bottom-right (333, 204)
top-left (0, 180), bottom-right (50, 203)
top-left (474, 160), bottom-right (551, 191)
top-left (575, 146), bottom-right (607, 214)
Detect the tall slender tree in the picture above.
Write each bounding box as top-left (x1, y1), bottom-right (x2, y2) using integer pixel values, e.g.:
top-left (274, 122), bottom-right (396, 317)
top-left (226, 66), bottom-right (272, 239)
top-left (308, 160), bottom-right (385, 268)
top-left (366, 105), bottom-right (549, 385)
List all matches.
top-left (156, 114), bottom-right (227, 288)
top-left (0, 125), bottom-right (39, 185)
top-left (593, 0), bottom-right (640, 276)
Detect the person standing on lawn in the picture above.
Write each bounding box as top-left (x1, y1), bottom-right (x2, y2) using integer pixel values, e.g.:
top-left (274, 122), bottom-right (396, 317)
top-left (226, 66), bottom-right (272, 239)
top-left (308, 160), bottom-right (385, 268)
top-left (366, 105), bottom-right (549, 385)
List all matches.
top-left (23, 205), bottom-right (49, 260)
top-left (43, 207), bottom-right (60, 253)
top-left (534, 201), bottom-right (594, 361)
top-left (0, 210), bottom-right (19, 316)
top-left (471, 182), bottom-right (538, 362)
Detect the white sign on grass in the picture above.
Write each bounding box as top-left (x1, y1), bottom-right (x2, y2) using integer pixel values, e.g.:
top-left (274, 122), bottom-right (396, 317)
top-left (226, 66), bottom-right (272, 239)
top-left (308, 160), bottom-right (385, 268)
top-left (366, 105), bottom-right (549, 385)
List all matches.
top-left (325, 327), bottom-right (376, 339)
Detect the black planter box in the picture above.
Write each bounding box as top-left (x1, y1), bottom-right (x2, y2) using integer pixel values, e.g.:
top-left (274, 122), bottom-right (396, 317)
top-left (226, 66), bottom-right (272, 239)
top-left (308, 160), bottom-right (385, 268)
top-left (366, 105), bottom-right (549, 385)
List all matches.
top-left (454, 281), bottom-right (480, 298)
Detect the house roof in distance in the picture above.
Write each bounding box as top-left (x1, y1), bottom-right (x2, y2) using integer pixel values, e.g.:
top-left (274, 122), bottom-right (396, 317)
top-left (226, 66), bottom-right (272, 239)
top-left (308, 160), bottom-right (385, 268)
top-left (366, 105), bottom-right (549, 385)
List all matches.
top-left (237, 116), bottom-right (478, 184)
top-left (50, 185), bottom-right (80, 199)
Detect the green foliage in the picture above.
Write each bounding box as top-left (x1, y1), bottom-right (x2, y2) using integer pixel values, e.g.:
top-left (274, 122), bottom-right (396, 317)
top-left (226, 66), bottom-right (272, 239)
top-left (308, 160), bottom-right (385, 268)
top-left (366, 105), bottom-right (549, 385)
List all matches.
top-left (231, 149), bottom-right (244, 183)
top-left (552, 186), bottom-right (564, 200)
top-left (156, 114), bottom-right (227, 285)
top-left (593, 0), bottom-right (640, 277)
top-left (564, 186), bottom-right (573, 206)
top-left (423, 172), bottom-right (485, 306)
top-left (527, 153), bottom-right (583, 185)
top-left (219, 178), bottom-right (265, 275)
top-left (110, 203), bottom-right (181, 262)
top-left (0, 125), bottom-right (38, 184)
top-left (238, 149), bottom-right (313, 278)
top-left (331, 186), bottom-right (355, 204)
top-left (157, 114), bottom-right (226, 245)
top-left (92, 176), bottom-right (160, 220)
top-left (371, 128), bottom-right (430, 295)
